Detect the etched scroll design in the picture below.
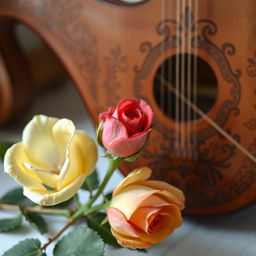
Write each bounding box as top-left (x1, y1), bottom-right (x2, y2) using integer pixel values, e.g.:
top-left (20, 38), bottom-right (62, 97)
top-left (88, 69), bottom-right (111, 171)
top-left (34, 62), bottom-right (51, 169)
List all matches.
top-left (247, 51), bottom-right (256, 77)
top-left (103, 46), bottom-right (128, 106)
top-left (244, 119), bottom-right (256, 131)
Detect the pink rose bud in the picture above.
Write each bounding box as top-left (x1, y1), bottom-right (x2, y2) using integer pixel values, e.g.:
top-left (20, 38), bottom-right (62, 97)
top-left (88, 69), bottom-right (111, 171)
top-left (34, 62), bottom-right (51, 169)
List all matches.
top-left (98, 98), bottom-right (153, 158)
top-left (107, 167), bottom-right (185, 249)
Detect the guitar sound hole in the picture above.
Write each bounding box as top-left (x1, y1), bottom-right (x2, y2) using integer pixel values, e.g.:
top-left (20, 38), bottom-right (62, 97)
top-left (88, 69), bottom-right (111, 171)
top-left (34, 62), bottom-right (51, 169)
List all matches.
top-left (153, 54), bottom-right (218, 122)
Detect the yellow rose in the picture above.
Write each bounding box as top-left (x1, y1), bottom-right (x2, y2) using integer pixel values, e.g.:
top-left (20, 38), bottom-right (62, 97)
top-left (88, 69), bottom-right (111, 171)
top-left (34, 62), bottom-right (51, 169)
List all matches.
top-left (107, 167), bottom-right (185, 249)
top-left (4, 115), bottom-right (97, 206)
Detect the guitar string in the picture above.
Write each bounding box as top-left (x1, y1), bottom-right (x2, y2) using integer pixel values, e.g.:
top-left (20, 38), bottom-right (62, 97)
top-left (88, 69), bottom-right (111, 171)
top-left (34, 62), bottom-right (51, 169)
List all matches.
top-left (157, 74), bottom-right (256, 164)
top-left (187, 0), bottom-right (192, 158)
top-left (181, 0), bottom-right (186, 157)
top-left (168, 0), bottom-right (172, 158)
top-left (193, 0), bottom-right (199, 158)
top-left (175, 0), bottom-right (181, 157)
top-left (160, 0), bottom-right (165, 133)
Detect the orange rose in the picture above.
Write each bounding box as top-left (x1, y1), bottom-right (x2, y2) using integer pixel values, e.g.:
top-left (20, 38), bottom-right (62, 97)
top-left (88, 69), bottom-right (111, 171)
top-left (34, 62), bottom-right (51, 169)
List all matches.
top-left (107, 167), bottom-right (185, 249)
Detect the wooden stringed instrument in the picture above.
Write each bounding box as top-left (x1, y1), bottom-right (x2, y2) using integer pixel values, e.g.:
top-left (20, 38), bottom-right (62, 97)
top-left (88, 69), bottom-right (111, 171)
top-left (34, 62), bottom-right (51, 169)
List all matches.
top-left (0, 0), bottom-right (255, 215)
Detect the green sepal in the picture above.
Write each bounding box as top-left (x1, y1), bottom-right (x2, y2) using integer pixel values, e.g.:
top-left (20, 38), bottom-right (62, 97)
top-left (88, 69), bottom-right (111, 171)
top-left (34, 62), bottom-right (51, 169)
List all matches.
top-left (103, 151), bottom-right (112, 159)
top-left (102, 192), bottom-right (112, 203)
top-left (42, 183), bottom-right (55, 191)
top-left (0, 214), bottom-right (22, 232)
top-left (100, 215), bottom-right (108, 226)
top-left (123, 151), bottom-right (141, 162)
top-left (96, 121), bottom-right (104, 147)
top-left (3, 239), bottom-right (43, 256)
top-left (53, 227), bottom-right (104, 256)
top-left (103, 151), bottom-right (119, 160)
top-left (20, 206), bottom-right (47, 234)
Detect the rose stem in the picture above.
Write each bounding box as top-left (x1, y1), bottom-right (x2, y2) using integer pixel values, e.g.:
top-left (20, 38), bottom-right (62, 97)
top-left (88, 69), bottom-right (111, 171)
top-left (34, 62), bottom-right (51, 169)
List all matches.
top-left (0, 204), bottom-right (70, 216)
top-left (87, 158), bottom-right (121, 207)
top-left (70, 158), bottom-right (121, 222)
top-left (40, 219), bottom-right (74, 252)
top-left (83, 201), bottom-right (110, 216)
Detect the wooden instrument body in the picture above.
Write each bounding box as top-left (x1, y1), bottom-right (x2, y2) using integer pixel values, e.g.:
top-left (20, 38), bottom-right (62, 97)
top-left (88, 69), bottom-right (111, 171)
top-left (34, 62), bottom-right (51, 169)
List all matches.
top-left (0, 0), bottom-right (255, 214)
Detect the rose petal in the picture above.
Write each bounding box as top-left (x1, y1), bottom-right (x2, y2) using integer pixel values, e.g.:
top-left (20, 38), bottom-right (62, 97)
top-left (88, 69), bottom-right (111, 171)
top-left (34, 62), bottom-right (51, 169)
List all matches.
top-left (114, 99), bottom-right (139, 119)
top-left (111, 228), bottom-right (152, 249)
top-left (51, 118), bottom-right (76, 165)
top-left (58, 130), bottom-right (97, 190)
top-left (140, 180), bottom-right (185, 209)
top-left (137, 194), bottom-right (171, 208)
top-left (107, 207), bottom-right (138, 238)
top-left (99, 106), bottom-right (115, 121)
top-left (22, 161), bottom-right (58, 189)
top-left (4, 143), bottom-right (57, 190)
top-left (72, 130), bottom-right (97, 174)
top-left (24, 173), bottom-right (87, 206)
top-left (22, 115), bottom-right (75, 170)
top-left (110, 185), bottom-right (160, 219)
top-left (113, 167), bottom-right (151, 196)
top-left (115, 99), bottom-right (145, 135)
top-left (136, 205), bottom-right (182, 244)
top-left (113, 98), bottom-right (153, 133)
top-left (108, 129), bottom-right (150, 157)
top-left (130, 207), bottom-right (160, 233)
top-left (121, 108), bottom-right (143, 135)
top-left (139, 99), bottom-right (154, 130)
top-left (101, 116), bottom-right (128, 150)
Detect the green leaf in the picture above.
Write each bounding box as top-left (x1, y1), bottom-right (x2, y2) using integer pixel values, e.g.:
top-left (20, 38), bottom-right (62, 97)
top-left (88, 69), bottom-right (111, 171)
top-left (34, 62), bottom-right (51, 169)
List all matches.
top-left (0, 214), bottom-right (22, 232)
top-left (0, 141), bottom-right (14, 162)
top-left (20, 207), bottom-right (47, 234)
top-left (0, 187), bottom-right (34, 206)
top-left (81, 170), bottom-right (99, 191)
top-left (86, 213), bottom-right (121, 248)
top-left (3, 238), bottom-right (43, 256)
top-left (0, 187), bottom-right (24, 204)
top-left (54, 227), bottom-right (104, 256)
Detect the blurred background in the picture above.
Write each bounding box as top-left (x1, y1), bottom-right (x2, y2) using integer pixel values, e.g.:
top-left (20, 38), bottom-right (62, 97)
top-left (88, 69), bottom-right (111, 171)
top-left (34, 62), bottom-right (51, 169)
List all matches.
top-left (0, 1), bottom-right (255, 255)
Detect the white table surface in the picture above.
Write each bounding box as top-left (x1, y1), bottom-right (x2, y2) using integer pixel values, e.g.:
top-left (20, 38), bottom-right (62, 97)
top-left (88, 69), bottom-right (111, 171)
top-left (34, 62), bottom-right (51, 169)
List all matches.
top-left (0, 81), bottom-right (255, 256)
